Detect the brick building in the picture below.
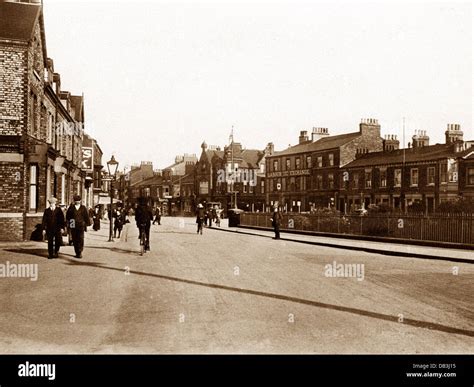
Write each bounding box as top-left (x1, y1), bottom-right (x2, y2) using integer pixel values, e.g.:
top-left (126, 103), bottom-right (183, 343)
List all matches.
top-left (124, 161), bottom-right (154, 207)
top-left (0, 1), bottom-right (87, 240)
top-left (459, 151), bottom-right (474, 200)
top-left (265, 119), bottom-right (384, 212)
top-left (195, 140), bottom-right (270, 213)
top-left (127, 154), bottom-right (197, 215)
top-left (342, 124), bottom-right (473, 213)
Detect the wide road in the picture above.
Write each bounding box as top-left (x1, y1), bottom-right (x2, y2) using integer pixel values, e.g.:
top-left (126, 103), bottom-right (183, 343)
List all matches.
top-left (0, 217), bottom-right (473, 354)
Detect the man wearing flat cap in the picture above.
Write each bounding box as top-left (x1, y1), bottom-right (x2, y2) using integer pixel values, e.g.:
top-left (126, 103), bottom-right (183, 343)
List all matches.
top-left (66, 195), bottom-right (91, 258)
top-left (42, 197), bottom-right (65, 259)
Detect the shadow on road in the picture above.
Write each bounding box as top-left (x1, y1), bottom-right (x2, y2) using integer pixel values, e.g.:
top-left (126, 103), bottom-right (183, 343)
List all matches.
top-left (151, 231), bottom-right (199, 235)
top-left (60, 260), bottom-right (474, 338)
top-left (86, 246), bottom-right (140, 255)
top-left (4, 248), bottom-right (50, 260)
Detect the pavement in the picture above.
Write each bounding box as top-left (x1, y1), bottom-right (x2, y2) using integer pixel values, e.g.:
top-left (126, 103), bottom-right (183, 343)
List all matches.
top-left (0, 216), bottom-right (473, 354)
top-left (215, 224), bottom-right (474, 263)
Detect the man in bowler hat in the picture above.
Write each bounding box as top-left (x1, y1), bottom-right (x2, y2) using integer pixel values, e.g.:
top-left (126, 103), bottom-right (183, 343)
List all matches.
top-left (66, 195), bottom-right (90, 258)
top-left (42, 197), bottom-right (65, 258)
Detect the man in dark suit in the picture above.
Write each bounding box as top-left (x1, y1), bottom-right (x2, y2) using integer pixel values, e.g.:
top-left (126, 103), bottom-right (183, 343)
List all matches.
top-left (270, 206), bottom-right (283, 240)
top-left (42, 197), bottom-right (65, 259)
top-left (66, 195), bottom-right (90, 258)
top-left (196, 203), bottom-right (205, 235)
top-left (135, 197), bottom-right (153, 251)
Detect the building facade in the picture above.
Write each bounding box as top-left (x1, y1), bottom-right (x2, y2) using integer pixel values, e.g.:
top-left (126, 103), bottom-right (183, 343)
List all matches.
top-left (265, 119), bottom-right (384, 212)
top-left (195, 140), bottom-right (270, 213)
top-left (82, 133), bottom-right (104, 209)
top-left (342, 124), bottom-right (473, 213)
top-left (0, 1), bottom-right (87, 240)
top-left (127, 154), bottom-right (198, 215)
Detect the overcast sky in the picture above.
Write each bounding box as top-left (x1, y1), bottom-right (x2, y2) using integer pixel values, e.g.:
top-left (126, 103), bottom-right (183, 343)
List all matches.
top-left (43, 0), bottom-right (472, 171)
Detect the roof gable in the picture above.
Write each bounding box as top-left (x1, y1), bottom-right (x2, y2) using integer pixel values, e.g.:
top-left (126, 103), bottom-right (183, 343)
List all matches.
top-left (0, 2), bottom-right (41, 41)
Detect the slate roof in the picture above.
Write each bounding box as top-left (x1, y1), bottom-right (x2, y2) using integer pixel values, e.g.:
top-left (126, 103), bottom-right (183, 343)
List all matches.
top-left (344, 143), bottom-right (461, 168)
top-left (273, 132), bottom-right (361, 157)
top-left (239, 149), bottom-right (264, 168)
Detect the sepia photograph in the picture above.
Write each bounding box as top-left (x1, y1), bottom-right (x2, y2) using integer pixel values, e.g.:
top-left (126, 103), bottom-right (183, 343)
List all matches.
top-left (0, 0), bottom-right (472, 383)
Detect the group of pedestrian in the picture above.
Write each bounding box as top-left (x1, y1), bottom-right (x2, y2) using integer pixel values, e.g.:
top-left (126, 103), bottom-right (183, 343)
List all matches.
top-left (43, 194), bottom-right (284, 257)
top-left (42, 195), bottom-right (90, 259)
top-left (195, 204), bottom-right (223, 234)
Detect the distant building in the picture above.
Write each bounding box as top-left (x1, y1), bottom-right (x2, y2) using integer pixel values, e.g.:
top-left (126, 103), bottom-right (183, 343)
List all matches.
top-left (195, 140), bottom-right (270, 213)
top-left (343, 124), bottom-right (473, 213)
top-left (124, 161), bottom-right (154, 207)
top-left (129, 154), bottom-right (198, 215)
top-left (265, 119), bottom-right (384, 212)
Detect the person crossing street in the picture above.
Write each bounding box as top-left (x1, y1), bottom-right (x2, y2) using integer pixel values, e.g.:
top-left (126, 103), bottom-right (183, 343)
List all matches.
top-left (196, 203), bottom-right (205, 235)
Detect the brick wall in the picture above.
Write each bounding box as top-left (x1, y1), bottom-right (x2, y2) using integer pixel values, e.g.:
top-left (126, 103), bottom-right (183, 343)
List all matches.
top-left (0, 217), bottom-right (23, 241)
top-left (0, 43), bottom-right (28, 136)
top-left (27, 23), bottom-right (45, 139)
top-left (340, 131), bottom-right (383, 167)
top-left (0, 162), bottom-right (24, 212)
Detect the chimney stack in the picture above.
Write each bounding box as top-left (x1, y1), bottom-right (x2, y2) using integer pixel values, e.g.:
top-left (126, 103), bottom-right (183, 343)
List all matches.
top-left (311, 127), bottom-right (330, 142)
top-left (299, 130), bottom-right (309, 144)
top-left (445, 123), bottom-right (463, 144)
top-left (412, 130), bottom-right (429, 148)
top-left (383, 134), bottom-right (400, 151)
top-left (359, 118), bottom-right (381, 137)
top-left (265, 142), bottom-right (274, 155)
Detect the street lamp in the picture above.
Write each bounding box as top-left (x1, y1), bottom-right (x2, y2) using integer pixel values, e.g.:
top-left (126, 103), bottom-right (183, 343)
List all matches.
top-left (107, 155), bottom-right (119, 242)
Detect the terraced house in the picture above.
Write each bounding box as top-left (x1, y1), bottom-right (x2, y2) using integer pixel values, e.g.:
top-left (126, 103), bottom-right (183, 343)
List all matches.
top-left (0, 0), bottom-right (87, 240)
top-left (265, 119), bottom-right (384, 212)
top-left (342, 124), bottom-right (473, 213)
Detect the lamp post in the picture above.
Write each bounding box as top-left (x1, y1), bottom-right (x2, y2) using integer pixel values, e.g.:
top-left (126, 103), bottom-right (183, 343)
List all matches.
top-left (107, 155), bottom-right (119, 242)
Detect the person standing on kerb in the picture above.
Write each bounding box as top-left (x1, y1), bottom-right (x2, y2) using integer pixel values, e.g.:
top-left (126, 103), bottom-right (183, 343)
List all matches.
top-left (270, 206), bottom-right (283, 240)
